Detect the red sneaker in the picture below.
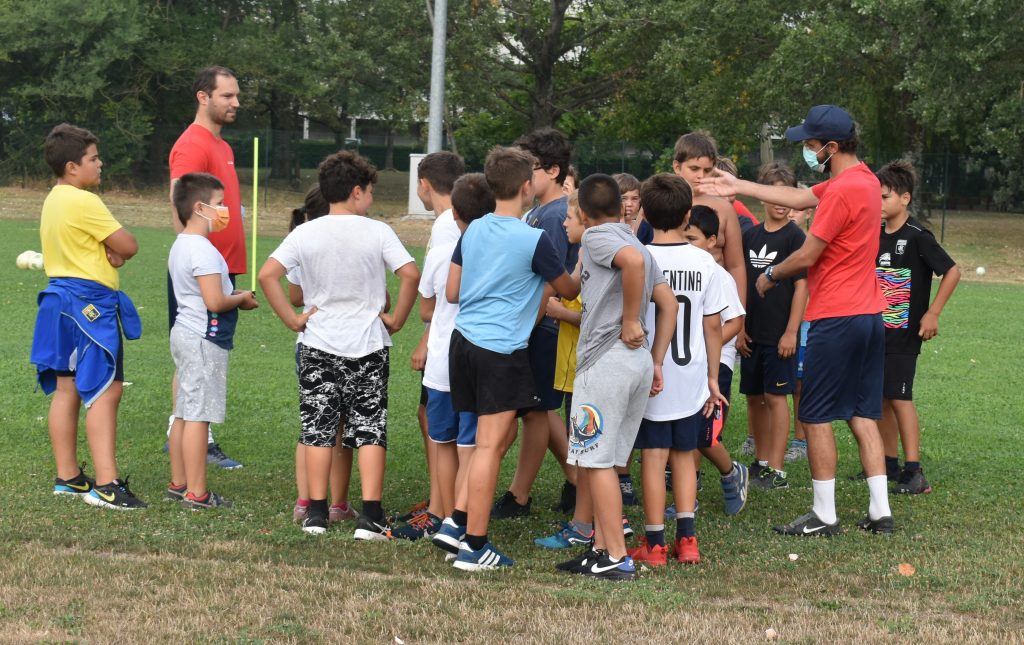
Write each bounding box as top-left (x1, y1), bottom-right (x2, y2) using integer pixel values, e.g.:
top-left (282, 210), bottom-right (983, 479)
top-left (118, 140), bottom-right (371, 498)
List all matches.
top-left (627, 537), bottom-right (668, 566)
top-left (673, 536), bottom-right (700, 564)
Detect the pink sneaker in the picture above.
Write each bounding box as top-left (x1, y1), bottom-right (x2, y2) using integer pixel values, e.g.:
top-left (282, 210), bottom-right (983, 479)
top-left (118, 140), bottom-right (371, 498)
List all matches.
top-left (293, 500), bottom-right (309, 523)
top-left (329, 502), bottom-right (358, 523)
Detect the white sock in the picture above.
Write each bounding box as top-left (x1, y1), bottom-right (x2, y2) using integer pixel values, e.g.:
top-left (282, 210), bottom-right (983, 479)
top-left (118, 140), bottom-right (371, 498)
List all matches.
top-left (811, 479), bottom-right (837, 524)
top-left (208, 425), bottom-right (215, 445)
top-left (866, 475), bottom-right (892, 520)
top-left (758, 460), bottom-right (768, 467)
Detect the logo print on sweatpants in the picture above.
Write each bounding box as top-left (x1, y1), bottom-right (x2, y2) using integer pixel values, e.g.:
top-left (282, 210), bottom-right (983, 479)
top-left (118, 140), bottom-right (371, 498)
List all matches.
top-left (570, 404), bottom-right (603, 449)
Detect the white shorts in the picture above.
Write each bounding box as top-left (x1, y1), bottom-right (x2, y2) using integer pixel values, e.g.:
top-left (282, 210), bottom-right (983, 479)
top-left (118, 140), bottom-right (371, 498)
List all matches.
top-left (567, 341), bottom-right (653, 468)
top-left (171, 325), bottom-right (229, 424)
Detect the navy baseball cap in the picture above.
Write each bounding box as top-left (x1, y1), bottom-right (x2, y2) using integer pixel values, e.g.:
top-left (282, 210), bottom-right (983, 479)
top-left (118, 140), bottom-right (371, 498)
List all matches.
top-left (785, 105), bottom-right (856, 142)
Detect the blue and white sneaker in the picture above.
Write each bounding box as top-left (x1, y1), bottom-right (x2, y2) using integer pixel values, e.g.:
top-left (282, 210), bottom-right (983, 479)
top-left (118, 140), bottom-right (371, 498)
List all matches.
top-left (54, 470), bottom-right (94, 496)
top-left (622, 516), bottom-right (634, 539)
top-left (430, 517), bottom-right (465, 555)
top-left (452, 541), bottom-right (514, 571)
top-left (721, 461), bottom-right (749, 516)
top-left (534, 522), bottom-right (595, 549)
top-left (207, 443), bottom-right (243, 469)
top-left (664, 499), bottom-right (699, 519)
top-left (579, 551), bottom-right (637, 581)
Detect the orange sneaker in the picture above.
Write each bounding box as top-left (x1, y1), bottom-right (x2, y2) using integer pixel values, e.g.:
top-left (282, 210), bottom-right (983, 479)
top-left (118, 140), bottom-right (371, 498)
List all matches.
top-left (627, 537), bottom-right (668, 566)
top-left (673, 536), bottom-right (700, 564)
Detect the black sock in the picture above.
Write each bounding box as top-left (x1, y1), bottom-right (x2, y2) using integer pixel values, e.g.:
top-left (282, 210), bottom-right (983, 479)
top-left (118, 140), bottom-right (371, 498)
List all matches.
top-left (451, 509), bottom-right (468, 527)
top-left (904, 460), bottom-right (920, 472)
top-left (362, 500), bottom-right (383, 522)
top-left (309, 498), bottom-right (328, 518)
top-left (885, 456), bottom-right (900, 474)
top-left (676, 516), bottom-right (696, 538)
top-left (465, 533), bottom-right (488, 551)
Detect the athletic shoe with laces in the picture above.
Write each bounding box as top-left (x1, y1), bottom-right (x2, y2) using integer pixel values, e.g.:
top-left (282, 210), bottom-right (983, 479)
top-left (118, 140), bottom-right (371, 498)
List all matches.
top-left (749, 459), bottom-right (765, 479)
top-left (302, 511), bottom-right (328, 535)
top-left (696, 470), bottom-right (703, 493)
top-left (85, 478), bottom-right (147, 510)
top-left (622, 516), bottom-right (634, 539)
top-left (54, 470), bottom-right (95, 496)
top-left (391, 500), bottom-right (429, 523)
top-left (166, 483), bottom-right (188, 502)
top-left (490, 491), bottom-right (531, 519)
top-left (452, 541), bottom-right (514, 571)
top-left (851, 464), bottom-right (900, 482)
top-left (784, 439), bottom-right (808, 462)
top-left (182, 490), bottom-right (233, 509)
top-left (555, 548), bottom-right (599, 573)
top-left (752, 466), bottom-right (789, 490)
top-left (773, 511), bottom-right (841, 537)
top-left (207, 443), bottom-right (243, 469)
top-left (579, 551), bottom-right (637, 581)
top-left (293, 501), bottom-right (309, 522)
top-left (673, 536), bottom-right (701, 564)
top-left (664, 499), bottom-right (699, 519)
top-left (627, 538), bottom-right (668, 566)
top-left (893, 467), bottom-right (932, 495)
top-left (720, 461), bottom-right (749, 515)
top-left (393, 511), bottom-right (442, 541)
top-left (431, 517), bottom-right (465, 555)
top-left (856, 514), bottom-right (896, 534)
top-left (534, 522), bottom-right (594, 549)
top-left (740, 435), bottom-right (756, 456)
top-left (329, 502), bottom-right (358, 523)
top-left (353, 514), bottom-right (393, 541)
top-left (550, 480), bottom-right (576, 513)
top-left (620, 478), bottom-right (639, 506)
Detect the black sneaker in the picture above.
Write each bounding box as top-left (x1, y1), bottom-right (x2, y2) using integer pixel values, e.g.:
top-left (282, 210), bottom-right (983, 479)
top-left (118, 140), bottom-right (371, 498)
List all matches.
top-left (353, 514), bottom-right (393, 541)
top-left (619, 477), bottom-right (639, 506)
top-left (84, 478), bottom-right (147, 510)
top-left (578, 550), bottom-right (637, 581)
top-left (856, 514), bottom-right (895, 534)
top-left (207, 443), bottom-right (243, 469)
top-left (54, 469), bottom-right (95, 496)
top-left (851, 465), bottom-right (900, 482)
top-left (893, 468), bottom-right (932, 495)
top-left (773, 511), bottom-right (841, 537)
top-left (302, 511), bottom-right (328, 535)
top-left (182, 491), bottom-right (233, 510)
top-left (550, 480), bottom-right (576, 513)
top-left (555, 548), bottom-right (600, 573)
top-left (751, 466), bottom-right (789, 490)
top-left (165, 483), bottom-right (187, 501)
top-left (490, 491), bottom-right (531, 519)
top-left (749, 460), bottom-right (766, 479)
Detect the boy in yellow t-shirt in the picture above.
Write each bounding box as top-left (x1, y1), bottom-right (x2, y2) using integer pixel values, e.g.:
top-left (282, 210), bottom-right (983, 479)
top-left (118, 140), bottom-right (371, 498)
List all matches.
top-left (31, 123), bottom-right (145, 509)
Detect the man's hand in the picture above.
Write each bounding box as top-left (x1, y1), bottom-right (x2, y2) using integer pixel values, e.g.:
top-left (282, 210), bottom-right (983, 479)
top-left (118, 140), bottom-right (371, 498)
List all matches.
top-left (620, 319), bottom-right (645, 349)
top-left (736, 329), bottom-right (752, 358)
top-left (778, 330), bottom-right (797, 358)
top-left (919, 311), bottom-right (939, 340)
top-left (755, 273), bottom-right (776, 298)
top-left (235, 290), bottom-right (258, 311)
top-left (702, 378), bottom-right (729, 418)
top-left (289, 306), bottom-right (317, 332)
top-left (650, 364), bottom-right (664, 396)
top-left (694, 168), bottom-right (738, 198)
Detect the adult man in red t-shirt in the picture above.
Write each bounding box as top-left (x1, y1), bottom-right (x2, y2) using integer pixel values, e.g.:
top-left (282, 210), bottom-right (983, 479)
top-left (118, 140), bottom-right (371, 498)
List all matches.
top-left (698, 105), bottom-right (893, 537)
top-left (164, 66), bottom-right (246, 469)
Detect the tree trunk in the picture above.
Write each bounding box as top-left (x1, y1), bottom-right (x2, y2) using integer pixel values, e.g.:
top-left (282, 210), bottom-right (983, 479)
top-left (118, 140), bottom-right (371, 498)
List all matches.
top-left (384, 126), bottom-right (395, 170)
top-left (269, 89), bottom-right (296, 181)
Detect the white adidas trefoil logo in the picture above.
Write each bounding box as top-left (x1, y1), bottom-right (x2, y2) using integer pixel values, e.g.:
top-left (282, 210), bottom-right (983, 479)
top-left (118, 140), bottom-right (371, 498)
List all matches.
top-left (749, 244), bottom-right (777, 269)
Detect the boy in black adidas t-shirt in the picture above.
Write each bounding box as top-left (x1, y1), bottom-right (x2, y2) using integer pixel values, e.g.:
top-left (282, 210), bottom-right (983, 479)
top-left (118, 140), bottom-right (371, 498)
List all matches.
top-left (875, 161), bottom-right (960, 494)
top-left (740, 162), bottom-right (808, 491)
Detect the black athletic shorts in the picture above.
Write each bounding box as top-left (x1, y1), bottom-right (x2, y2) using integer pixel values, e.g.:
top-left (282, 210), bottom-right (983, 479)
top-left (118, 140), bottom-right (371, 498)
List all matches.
top-left (883, 353), bottom-right (918, 401)
top-left (449, 329), bottom-right (540, 416)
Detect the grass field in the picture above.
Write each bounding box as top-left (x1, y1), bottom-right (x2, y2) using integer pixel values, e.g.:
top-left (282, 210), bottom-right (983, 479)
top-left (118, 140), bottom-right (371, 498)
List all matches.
top-left (0, 200), bottom-right (1022, 643)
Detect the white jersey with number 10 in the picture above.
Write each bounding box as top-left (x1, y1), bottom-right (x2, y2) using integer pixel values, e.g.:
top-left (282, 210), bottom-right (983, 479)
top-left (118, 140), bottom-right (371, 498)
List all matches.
top-left (643, 243), bottom-right (727, 421)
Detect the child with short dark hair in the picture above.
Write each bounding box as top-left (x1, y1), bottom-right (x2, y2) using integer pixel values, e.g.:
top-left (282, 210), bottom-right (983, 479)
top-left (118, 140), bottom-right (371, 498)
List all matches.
top-left (741, 162), bottom-right (808, 490)
top-left (167, 173), bottom-right (259, 509)
top-left (875, 160), bottom-right (960, 493)
top-left (627, 175), bottom-right (726, 567)
top-left (32, 124), bottom-right (145, 509)
top-left (446, 147), bottom-right (578, 570)
top-left (259, 150), bottom-right (420, 537)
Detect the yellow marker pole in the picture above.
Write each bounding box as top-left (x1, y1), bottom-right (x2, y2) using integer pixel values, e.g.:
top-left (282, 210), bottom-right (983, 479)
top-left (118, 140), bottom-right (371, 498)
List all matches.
top-left (251, 137), bottom-right (259, 291)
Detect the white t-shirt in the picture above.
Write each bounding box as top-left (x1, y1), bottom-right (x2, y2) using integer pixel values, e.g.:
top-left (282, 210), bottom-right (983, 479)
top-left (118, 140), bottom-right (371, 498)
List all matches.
top-left (643, 243), bottom-right (727, 421)
top-left (419, 241), bottom-right (459, 391)
top-left (715, 265), bottom-right (745, 368)
top-left (426, 209), bottom-right (459, 253)
top-left (270, 215), bottom-right (415, 358)
top-left (168, 233), bottom-right (233, 339)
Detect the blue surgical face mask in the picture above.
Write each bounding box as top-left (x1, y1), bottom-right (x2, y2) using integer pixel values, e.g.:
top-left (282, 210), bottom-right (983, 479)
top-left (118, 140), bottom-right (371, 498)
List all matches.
top-left (803, 143), bottom-right (835, 173)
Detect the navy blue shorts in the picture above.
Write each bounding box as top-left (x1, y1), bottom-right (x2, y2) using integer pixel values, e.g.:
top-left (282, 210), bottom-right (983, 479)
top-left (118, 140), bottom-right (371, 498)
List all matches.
top-left (883, 353), bottom-right (918, 401)
top-left (528, 326), bottom-right (564, 411)
top-left (739, 342), bottom-right (798, 396)
top-left (425, 388), bottom-right (478, 446)
top-left (800, 314), bottom-right (884, 424)
top-left (634, 411), bottom-right (708, 451)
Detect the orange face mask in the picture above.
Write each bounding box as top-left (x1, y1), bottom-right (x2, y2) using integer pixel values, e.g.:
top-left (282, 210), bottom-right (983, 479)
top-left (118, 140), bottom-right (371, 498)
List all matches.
top-left (198, 203), bottom-right (230, 233)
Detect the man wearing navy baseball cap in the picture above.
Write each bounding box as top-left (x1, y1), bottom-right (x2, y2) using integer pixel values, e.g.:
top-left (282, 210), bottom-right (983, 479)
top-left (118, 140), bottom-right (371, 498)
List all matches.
top-left (697, 105), bottom-right (893, 538)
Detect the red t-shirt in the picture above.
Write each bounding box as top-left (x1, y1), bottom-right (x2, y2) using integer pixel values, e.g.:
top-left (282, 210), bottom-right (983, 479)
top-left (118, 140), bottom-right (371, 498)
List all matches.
top-left (169, 124), bottom-right (246, 274)
top-left (806, 162), bottom-right (885, 320)
top-left (733, 199), bottom-right (759, 225)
